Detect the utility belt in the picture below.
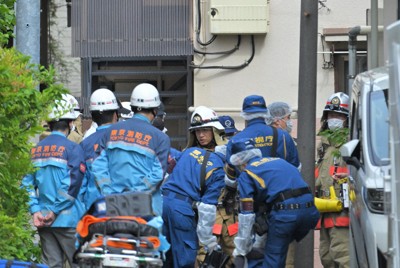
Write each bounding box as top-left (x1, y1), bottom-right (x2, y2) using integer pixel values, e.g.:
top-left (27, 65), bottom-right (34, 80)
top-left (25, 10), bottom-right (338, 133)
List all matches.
top-left (272, 187), bottom-right (311, 204)
top-left (163, 189), bottom-right (200, 222)
top-left (162, 189), bottom-right (195, 206)
top-left (253, 187), bottom-right (311, 236)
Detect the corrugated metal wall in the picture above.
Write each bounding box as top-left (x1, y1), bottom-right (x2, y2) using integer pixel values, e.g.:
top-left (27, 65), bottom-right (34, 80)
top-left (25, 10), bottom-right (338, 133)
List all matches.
top-left (71, 0), bottom-right (193, 58)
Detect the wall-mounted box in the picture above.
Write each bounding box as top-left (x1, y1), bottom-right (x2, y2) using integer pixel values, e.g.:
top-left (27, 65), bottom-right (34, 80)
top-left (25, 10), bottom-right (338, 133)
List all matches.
top-left (209, 0), bottom-right (269, 35)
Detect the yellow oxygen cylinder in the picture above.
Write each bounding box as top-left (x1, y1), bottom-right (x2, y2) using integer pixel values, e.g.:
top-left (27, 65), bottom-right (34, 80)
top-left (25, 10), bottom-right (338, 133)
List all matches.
top-left (314, 197), bottom-right (343, 213)
top-left (314, 186), bottom-right (343, 212)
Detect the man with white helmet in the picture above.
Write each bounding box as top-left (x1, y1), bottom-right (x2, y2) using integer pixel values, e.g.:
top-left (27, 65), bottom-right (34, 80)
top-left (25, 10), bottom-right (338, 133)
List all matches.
top-left (186, 106), bottom-right (227, 149)
top-left (22, 94), bottom-right (86, 268)
top-left (39, 93), bottom-right (83, 143)
top-left (92, 83), bottom-right (170, 216)
top-left (83, 98), bottom-right (133, 140)
top-left (161, 106), bottom-right (228, 267)
top-left (315, 92), bottom-right (350, 268)
top-left (79, 88), bottom-right (120, 210)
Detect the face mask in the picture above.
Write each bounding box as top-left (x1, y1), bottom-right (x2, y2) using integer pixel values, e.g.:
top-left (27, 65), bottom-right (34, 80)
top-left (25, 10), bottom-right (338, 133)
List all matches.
top-left (327, 118), bottom-right (344, 130)
top-left (285, 119), bottom-right (293, 133)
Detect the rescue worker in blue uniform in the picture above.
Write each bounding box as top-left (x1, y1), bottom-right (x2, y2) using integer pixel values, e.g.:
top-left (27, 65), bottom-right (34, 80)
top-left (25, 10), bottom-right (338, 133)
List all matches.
top-left (223, 95), bottom-right (301, 267)
top-left (80, 88), bottom-right (119, 211)
top-left (161, 106), bottom-right (227, 268)
top-left (21, 94), bottom-right (86, 268)
top-left (92, 83), bottom-right (170, 216)
top-left (226, 95), bottom-right (300, 169)
top-left (227, 138), bottom-right (319, 268)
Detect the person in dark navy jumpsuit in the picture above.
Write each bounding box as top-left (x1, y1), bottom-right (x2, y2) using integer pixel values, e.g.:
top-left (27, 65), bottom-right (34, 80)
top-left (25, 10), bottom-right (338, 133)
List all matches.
top-left (161, 106), bottom-right (227, 268)
top-left (227, 138), bottom-right (319, 268)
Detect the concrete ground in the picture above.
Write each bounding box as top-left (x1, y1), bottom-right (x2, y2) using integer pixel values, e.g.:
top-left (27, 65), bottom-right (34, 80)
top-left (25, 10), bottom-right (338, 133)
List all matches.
top-left (314, 230), bottom-right (323, 268)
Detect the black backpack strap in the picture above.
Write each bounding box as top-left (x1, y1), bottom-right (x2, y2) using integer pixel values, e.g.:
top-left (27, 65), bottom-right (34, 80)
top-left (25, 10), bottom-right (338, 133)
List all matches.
top-left (271, 126), bottom-right (278, 157)
top-left (200, 151), bottom-right (211, 196)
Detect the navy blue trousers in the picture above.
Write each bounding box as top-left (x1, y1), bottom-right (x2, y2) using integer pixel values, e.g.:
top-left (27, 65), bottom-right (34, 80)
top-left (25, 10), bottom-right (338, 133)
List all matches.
top-left (162, 195), bottom-right (198, 268)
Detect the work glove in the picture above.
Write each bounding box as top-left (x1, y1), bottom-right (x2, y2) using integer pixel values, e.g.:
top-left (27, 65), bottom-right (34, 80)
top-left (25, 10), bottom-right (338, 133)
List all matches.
top-left (233, 255), bottom-right (248, 268)
top-left (252, 233), bottom-right (267, 250)
top-left (234, 213), bottom-right (256, 256)
top-left (246, 247), bottom-right (264, 260)
top-left (197, 202), bottom-right (218, 249)
top-left (202, 245), bottom-right (230, 268)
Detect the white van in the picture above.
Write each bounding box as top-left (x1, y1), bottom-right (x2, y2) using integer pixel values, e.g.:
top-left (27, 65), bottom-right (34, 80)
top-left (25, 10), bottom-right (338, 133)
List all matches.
top-left (340, 67), bottom-right (390, 268)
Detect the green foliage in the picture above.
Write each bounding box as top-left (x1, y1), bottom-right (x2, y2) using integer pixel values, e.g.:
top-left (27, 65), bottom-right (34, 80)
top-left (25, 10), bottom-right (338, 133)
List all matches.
top-left (319, 128), bottom-right (350, 157)
top-left (0, 46), bottom-right (68, 260)
top-left (0, 1), bottom-right (16, 47)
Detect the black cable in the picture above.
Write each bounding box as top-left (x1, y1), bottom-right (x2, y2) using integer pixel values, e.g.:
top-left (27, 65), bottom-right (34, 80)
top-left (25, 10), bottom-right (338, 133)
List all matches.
top-left (190, 35), bottom-right (255, 70)
top-left (194, 35), bottom-right (241, 55)
top-left (196, 0), bottom-right (217, 46)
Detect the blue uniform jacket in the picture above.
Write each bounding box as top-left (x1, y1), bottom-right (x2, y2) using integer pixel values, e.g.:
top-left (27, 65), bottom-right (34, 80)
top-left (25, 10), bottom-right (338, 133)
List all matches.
top-left (80, 124), bottom-right (111, 210)
top-left (238, 157), bottom-right (308, 205)
top-left (92, 114), bottom-right (170, 215)
top-left (227, 118), bottom-right (299, 168)
top-left (162, 147), bottom-right (225, 205)
top-left (21, 131), bottom-right (86, 227)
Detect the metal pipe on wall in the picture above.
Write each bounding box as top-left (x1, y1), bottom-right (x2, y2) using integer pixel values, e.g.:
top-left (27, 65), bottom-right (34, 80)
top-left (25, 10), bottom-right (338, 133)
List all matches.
top-left (15, 0), bottom-right (41, 69)
top-left (370, 0), bottom-right (379, 68)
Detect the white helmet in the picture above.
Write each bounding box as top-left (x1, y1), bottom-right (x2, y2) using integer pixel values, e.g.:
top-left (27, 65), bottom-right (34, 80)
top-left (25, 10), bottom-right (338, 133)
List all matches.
top-left (89, 88), bottom-right (119, 112)
top-left (68, 94), bottom-right (81, 114)
top-left (130, 83), bottom-right (161, 109)
top-left (120, 101), bottom-right (134, 119)
top-left (186, 106), bottom-right (226, 148)
top-left (189, 106), bottom-right (225, 131)
top-left (322, 92), bottom-right (349, 120)
top-left (48, 94), bottom-right (79, 121)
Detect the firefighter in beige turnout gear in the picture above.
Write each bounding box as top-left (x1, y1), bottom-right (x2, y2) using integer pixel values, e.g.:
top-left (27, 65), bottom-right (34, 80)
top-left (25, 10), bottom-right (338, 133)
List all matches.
top-left (315, 92), bottom-right (350, 268)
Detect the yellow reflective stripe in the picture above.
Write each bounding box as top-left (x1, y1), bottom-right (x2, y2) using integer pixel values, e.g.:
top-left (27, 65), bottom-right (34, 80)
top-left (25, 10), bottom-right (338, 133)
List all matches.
top-left (245, 169), bottom-right (266, 188)
top-left (206, 168), bottom-right (217, 180)
top-left (240, 197), bottom-right (254, 202)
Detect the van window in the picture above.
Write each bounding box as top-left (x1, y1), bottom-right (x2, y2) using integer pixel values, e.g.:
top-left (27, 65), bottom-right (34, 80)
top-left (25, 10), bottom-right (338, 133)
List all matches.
top-left (368, 89), bottom-right (390, 166)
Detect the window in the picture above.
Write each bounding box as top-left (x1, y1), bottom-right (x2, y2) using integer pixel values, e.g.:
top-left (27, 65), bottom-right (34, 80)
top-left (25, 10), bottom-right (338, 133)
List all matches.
top-left (368, 89), bottom-right (390, 166)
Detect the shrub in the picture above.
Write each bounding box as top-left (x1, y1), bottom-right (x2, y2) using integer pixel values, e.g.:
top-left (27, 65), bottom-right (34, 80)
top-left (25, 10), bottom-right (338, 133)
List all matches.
top-left (0, 1), bottom-right (68, 260)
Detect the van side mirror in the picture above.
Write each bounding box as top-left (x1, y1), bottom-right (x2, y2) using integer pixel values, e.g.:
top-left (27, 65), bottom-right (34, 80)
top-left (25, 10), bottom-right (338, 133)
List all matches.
top-left (340, 139), bottom-right (362, 170)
